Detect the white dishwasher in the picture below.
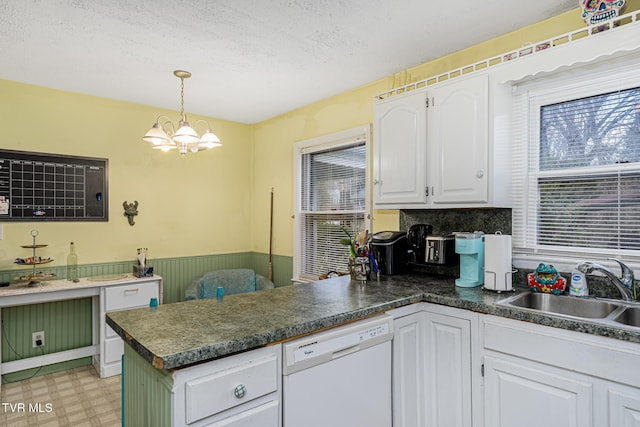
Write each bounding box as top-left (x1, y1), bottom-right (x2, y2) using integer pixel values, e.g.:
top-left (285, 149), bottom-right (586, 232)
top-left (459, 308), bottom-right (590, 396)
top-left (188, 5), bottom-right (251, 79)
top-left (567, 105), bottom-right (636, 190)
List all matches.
top-left (282, 314), bottom-right (394, 427)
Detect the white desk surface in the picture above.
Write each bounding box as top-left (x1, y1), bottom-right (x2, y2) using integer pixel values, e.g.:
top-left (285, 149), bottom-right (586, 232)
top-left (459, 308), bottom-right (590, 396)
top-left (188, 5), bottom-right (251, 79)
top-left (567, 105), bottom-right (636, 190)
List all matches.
top-left (0, 274), bottom-right (162, 307)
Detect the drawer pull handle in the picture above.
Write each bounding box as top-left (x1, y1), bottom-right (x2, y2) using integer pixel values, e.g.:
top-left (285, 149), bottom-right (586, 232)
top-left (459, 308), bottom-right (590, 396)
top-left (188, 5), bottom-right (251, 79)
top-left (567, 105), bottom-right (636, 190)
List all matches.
top-left (233, 384), bottom-right (247, 399)
top-left (124, 288), bottom-right (139, 295)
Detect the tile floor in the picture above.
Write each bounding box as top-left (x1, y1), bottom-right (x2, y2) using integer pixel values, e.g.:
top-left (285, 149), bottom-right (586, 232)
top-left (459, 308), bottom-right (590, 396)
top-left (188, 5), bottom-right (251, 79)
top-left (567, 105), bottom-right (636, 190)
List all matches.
top-left (0, 365), bottom-right (121, 427)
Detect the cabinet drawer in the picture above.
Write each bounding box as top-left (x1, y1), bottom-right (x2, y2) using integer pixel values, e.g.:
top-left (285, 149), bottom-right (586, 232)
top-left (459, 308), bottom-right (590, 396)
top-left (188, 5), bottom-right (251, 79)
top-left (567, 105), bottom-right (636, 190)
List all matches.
top-left (203, 400), bottom-right (279, 427)
top-left (104, 336), bottom-right (124, 364)
top-left (483, 316), bottom-right (640, 387)
top-left (185, 355), bottom-right (278, 424)
top-left (104, 281), bottom-right (158, 312)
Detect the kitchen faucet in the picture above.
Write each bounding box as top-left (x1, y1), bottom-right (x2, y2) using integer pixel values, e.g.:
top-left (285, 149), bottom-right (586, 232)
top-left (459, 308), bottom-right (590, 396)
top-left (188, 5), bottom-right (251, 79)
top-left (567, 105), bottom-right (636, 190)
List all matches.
top-left (576, 259), bottom-right (636, 301)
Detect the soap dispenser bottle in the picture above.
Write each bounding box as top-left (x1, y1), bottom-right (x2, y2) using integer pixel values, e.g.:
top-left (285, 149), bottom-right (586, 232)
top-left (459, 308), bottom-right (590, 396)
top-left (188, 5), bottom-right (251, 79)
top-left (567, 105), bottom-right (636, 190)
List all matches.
top-left (570, 268), bottom-right (588, 297)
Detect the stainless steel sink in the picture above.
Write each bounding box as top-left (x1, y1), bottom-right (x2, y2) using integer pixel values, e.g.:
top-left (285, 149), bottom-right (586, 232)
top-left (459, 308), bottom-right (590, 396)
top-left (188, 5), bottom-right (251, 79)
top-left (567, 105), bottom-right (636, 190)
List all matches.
top-left (502, 292), bottom-right (620, 319)
top-left (613, 307), bottom-right (640, 327)
top-left (498, 291), bottom-right (640, 332)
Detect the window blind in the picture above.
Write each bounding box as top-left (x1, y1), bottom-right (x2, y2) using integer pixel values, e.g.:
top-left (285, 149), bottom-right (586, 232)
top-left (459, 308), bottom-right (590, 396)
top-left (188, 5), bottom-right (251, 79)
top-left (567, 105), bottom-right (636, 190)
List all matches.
top-left (295, 128), bottom-right (369, 281)
top-left (512, 65), bottom-right (640, 267)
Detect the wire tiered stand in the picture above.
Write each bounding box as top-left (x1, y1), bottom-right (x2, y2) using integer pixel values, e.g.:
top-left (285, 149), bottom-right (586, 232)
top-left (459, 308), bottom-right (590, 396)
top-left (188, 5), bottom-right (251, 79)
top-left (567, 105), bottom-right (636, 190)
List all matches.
top-left (14, 229), bottom-right (56, 286)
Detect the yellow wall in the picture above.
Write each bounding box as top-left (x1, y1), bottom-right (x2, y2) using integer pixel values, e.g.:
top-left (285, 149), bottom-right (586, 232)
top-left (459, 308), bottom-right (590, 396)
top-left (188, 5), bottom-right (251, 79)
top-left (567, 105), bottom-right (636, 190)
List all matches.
top-left (253, 5), bottom-right (584, 255)
top-left (250, 6), bottom-right (601, 257)
top-left (2, 3), bottom-right (638, 266)
top-left (0, 81), bottom-right (253, 268)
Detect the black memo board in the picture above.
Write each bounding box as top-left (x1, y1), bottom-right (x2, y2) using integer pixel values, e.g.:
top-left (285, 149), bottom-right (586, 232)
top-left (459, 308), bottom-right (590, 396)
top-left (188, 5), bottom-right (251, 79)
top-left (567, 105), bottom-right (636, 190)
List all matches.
top-left (0, 149), bottom-right (108, 222)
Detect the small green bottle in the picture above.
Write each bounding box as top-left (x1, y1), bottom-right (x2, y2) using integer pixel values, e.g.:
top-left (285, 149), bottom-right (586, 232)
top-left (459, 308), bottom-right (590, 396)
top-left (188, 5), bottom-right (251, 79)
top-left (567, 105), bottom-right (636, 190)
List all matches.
top-left (67, 242), bottom-right (78, 282)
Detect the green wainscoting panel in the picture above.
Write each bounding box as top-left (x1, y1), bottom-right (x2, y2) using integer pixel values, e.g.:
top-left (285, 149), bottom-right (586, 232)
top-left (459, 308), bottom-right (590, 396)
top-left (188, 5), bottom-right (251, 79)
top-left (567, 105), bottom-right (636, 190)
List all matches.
top-left (1, 298), bottom-right (93, 383)
top-left (152, 252), bottom-right (255, 304)
top-left (124, 345), bottom-right (172, 427)
top-left (1, 298), bottom-right (93, 361)
top-left (250, 252), bottom-right (294, 288)
top-left (0, 251), bottom-right (293, 380)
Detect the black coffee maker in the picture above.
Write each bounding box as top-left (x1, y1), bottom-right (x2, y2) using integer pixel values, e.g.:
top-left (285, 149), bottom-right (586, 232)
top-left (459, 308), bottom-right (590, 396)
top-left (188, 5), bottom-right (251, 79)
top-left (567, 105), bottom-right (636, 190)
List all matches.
top-left (406, 224), bottom-right (433, 264)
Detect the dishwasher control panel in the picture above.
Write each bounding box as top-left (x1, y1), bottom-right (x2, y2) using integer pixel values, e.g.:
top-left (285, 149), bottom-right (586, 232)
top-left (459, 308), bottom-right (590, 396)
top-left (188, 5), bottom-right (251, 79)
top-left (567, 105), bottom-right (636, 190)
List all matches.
top-left (282, 314), bottom-right (394, 375)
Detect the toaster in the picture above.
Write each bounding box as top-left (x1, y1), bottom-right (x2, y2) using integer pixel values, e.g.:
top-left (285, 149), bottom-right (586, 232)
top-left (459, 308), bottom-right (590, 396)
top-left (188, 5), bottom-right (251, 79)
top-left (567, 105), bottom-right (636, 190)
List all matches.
top-left (425, 235), bottom-right (455, 265)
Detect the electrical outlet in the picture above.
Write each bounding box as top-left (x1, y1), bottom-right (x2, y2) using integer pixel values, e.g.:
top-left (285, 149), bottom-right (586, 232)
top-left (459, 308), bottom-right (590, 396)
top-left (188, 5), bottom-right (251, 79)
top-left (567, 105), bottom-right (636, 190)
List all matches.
top-left (32, 331), bottom-right (45, 348)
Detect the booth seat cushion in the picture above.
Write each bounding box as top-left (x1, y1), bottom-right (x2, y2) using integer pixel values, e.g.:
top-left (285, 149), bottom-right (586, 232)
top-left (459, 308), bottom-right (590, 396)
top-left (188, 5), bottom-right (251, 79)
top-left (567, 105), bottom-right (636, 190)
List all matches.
top-left (184, 268), bottom-right (275, 300)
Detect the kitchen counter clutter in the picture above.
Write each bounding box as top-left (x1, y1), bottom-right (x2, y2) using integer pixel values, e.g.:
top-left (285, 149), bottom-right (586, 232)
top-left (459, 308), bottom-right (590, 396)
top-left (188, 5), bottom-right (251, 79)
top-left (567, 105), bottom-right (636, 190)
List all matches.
top-left (106, 273), bottom-right (640, 371)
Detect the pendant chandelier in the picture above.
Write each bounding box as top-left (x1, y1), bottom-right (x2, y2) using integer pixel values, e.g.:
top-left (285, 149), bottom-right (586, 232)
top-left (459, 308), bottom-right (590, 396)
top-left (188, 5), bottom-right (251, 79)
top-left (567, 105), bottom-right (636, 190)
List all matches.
top-left (142, 70), bottom-right (222, 156)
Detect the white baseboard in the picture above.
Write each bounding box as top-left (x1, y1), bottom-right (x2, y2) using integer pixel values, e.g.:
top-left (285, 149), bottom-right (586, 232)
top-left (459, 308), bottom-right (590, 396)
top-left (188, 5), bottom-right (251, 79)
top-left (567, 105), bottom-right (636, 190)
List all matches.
top-left (1, 345), bottom-right (97, 374)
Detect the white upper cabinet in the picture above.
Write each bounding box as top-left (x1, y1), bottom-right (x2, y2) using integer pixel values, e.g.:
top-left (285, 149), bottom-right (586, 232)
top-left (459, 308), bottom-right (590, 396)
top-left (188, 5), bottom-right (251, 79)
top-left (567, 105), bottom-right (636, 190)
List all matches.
top-left (373, 89), bottom-right (428, 208)
top-left (428, 73), bottom-right (489, 205)
top-left (373, 73), bottom-right (512, 209)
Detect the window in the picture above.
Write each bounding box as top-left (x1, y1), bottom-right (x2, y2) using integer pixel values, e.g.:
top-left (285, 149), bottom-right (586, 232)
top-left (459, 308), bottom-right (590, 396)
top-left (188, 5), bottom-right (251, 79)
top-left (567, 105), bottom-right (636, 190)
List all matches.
top-left (512, 61), bottom-right (640, 271)
top-left (293, 126), bottom-right (370, 281)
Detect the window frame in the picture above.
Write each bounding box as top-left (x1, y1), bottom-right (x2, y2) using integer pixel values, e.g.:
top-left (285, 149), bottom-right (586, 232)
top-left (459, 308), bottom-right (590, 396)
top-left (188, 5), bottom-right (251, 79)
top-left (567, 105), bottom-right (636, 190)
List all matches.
top-left (293, 125), bottom-right (371, 282)
top-left (512, 58), bottom-right (640, 274)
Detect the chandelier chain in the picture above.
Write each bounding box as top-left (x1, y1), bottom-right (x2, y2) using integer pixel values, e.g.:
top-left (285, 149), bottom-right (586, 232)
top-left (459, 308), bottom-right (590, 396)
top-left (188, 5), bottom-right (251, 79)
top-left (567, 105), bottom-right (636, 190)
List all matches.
top-left (180, 77), bottom-right (186, 120)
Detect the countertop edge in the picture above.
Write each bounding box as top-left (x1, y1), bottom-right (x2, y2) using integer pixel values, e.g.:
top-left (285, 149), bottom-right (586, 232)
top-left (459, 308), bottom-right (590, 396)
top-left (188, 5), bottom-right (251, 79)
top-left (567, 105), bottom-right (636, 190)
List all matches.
top-left (106, 279), bottom-right (640, 371)
top-left (106, 294), bottom-right (423, 370)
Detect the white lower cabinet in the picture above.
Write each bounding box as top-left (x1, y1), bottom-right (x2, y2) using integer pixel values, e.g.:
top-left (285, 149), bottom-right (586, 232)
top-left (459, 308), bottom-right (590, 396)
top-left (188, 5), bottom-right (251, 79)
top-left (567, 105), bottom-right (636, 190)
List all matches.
top-left (392, 310), bottom-right (426, 427)
top-left (390, 304), bottom-right (640, 427)
top-left (482, 315), bottom-right (640, 427)
top-left (388, 303), bottom-right (481, 427)
top-left (172, 345), bottom-right (281, 427)
top-left (202, 401), bottom-right (279, 427)
top-left (608, 385), bottom-right (640, 426)
top-left (484, 355), bottom-right (593, 427)
top-left (98, 277), bottom-right (161, 377)
top-left (423, 309), bottom-right (475, 427)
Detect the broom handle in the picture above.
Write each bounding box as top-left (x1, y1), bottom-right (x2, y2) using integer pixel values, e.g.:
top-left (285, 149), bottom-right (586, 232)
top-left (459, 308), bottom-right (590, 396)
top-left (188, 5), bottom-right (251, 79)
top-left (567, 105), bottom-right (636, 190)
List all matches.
top-left (268, 188), bottom-right (274, 281)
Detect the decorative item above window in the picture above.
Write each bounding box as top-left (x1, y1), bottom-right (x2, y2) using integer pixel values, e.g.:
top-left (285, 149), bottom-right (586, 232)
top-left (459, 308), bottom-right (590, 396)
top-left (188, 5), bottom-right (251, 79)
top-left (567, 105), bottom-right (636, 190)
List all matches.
top-left (579, 0), bottom-right (626, 28)
top-left (142, 70), bottom-right (222, 156)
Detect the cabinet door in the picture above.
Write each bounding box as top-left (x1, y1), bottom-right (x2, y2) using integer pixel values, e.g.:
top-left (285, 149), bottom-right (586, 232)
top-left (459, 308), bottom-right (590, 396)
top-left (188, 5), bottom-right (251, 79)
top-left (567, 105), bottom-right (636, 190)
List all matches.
top-left (608, 386), bottom-right (640, 427)
top-left (393, 313), bottom-right (426, 427)
top-left (429, 74), bottom-right (488, 204)
top-left (484, 355), bottom-right (593, 427)
top-left (373, 90), bottom-right (428, 207)
top-left (423, 312), bottom-right (472, 427)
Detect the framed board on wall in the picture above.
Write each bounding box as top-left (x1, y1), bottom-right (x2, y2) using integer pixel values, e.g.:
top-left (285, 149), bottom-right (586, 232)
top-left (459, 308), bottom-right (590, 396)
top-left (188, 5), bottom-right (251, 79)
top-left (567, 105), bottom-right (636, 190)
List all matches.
top-left (0, 149), bottom-right (108, 222)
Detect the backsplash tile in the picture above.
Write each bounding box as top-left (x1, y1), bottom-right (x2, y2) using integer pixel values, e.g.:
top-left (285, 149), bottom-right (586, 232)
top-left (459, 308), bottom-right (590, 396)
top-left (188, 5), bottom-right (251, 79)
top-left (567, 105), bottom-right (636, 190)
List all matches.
top-left (397, 208), bottom-right (511, 278)
top-left (399, 208), bottom-right (512, 235)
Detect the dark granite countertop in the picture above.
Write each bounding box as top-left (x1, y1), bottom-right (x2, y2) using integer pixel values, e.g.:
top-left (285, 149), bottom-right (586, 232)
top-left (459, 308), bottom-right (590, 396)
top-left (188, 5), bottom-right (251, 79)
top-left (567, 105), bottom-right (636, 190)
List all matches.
top-left (106, 273), bottom-right (640, 371)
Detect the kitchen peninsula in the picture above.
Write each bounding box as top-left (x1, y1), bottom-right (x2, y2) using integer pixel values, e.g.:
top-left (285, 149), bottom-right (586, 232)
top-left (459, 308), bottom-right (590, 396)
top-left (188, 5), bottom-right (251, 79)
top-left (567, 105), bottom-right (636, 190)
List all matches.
top-left (108, 274), bottom-right (640, 427)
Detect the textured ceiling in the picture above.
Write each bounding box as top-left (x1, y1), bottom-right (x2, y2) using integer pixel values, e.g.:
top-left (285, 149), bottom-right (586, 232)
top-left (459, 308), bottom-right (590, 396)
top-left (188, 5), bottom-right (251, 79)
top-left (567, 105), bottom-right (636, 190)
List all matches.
top-left (0, 0), bottom-right (577, 124)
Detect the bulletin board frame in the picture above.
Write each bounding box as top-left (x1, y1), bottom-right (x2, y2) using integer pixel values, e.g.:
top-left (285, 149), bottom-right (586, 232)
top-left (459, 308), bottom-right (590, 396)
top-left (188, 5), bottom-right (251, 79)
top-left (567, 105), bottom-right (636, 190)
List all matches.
top-left (0, 149), bottom-right (108, 222)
